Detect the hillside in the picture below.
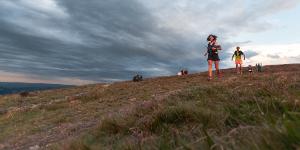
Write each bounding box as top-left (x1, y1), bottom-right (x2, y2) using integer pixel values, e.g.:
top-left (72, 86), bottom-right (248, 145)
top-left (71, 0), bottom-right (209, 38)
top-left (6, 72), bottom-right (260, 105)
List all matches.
top-left (0, 64), bottom-right (299, 150)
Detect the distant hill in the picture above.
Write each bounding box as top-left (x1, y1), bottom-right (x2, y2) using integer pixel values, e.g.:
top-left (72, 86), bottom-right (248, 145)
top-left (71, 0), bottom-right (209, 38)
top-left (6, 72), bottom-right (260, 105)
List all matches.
top-left (0, 82), bottom-right (72, 95)
top-left (0, 64), bottom-right (299, 150)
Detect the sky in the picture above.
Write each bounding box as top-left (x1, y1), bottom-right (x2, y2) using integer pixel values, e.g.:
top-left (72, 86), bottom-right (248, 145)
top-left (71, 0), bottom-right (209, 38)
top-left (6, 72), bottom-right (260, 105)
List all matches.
top-left (0, 0), bottom-right (299, 85)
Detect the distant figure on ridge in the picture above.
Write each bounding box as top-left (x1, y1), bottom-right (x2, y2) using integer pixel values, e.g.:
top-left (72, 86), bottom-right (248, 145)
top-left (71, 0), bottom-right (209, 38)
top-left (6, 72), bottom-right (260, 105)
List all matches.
top-left (133, 74), bottom-right (143, 82)
top-left (204, 34), bottom-right (222, 81)
top-left (256, 63), bottom-right (263, 72)
top-left (248, 65), bottom-right (253, 74)
top-left (232, 46), bottom-right (246, 74)
top-left (177, 69), bottom-right (188, 76)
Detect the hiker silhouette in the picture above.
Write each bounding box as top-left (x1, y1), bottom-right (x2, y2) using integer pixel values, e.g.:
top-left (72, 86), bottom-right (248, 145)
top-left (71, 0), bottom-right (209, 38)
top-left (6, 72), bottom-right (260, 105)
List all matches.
top-left (177, 69), bottom-right (188, 76)
top-left (133, 74), bottom-right (143, 82)
top-left (232, 46), bottom-right (246, 74)
top-left (205, 34), bottom-right (222, 81)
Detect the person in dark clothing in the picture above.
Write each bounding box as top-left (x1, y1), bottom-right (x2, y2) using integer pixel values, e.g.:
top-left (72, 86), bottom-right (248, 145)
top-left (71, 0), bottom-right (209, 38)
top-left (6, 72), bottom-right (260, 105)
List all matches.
top-left (133, 74), bottom-right (143, 82)
top-left (177, 69), bottom-right (188, 76)
top-left (248, 65), bottom-right (253, 74)
top-left (256, 63), bottom-right (263, 72)
top-left (204, 34), bottom-right (222, 80)
top-left (183, 70), bottom-right (188, 75)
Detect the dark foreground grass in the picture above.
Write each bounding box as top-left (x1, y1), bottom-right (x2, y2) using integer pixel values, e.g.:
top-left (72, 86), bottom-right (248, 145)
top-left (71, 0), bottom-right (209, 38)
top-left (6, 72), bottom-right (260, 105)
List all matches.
top-left (61, 75), bottom-right (300, 150)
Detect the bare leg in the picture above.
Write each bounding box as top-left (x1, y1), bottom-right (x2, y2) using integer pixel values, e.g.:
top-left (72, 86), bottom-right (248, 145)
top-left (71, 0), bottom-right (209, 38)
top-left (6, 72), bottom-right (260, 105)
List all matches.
top-left (208, 60), bottom-right (213, 80)
top-left (236, 64), bottom-right (239, 74)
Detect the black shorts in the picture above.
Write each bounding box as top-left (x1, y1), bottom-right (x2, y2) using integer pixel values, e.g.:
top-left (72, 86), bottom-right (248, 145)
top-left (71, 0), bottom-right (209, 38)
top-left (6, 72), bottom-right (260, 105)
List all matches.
top-left (207, 53), bottom-right (220, 61)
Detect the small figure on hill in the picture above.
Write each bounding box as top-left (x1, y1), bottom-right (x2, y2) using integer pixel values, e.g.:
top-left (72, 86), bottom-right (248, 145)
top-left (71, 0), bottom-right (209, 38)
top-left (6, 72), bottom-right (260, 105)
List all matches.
top-left (177, 69), bottom-right (188, 76)
top-left (232, 46), bottom-right (246, 74)
top-left (205, 34), bottom-right (222, 81)
top-left (183, 69), bottom-right (188, 75)
top-left (248, 65), bottom-right (253, 74)
top-left (133, 74), bottom-right (143, 82)
top-left (256, 63), bottom-right (263, 72)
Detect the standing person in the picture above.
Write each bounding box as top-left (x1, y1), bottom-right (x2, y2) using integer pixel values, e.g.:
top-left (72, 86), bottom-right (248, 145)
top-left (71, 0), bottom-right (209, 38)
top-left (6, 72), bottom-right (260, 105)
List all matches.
top-left (205, 34), bottom-right (222, 81)
top-left (248, 65), bottom-right (253, 74)
top-left (232, 46), bottom-right (245, 74)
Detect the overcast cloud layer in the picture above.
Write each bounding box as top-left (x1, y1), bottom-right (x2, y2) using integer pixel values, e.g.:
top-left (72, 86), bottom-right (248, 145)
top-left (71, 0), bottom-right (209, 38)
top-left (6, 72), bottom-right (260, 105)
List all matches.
top-left (0, 0), bottom-right (299, 84)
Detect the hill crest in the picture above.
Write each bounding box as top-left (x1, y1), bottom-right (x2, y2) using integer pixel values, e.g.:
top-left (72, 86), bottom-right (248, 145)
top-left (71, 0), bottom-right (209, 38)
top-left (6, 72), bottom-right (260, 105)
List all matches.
top-left (0, 64), bottom-right (299, 149)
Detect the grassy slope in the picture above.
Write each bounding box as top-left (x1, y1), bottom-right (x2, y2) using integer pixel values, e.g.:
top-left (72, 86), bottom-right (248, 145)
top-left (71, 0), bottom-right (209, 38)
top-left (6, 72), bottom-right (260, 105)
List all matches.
top-left (0, 64), bottom-right (299, 150)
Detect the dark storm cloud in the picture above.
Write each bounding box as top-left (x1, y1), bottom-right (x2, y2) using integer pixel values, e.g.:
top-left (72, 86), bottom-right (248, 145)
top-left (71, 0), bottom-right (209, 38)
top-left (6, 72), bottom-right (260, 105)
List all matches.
top-left (0, 0), bottom-right (210, 83)
top-left (0, 0), bottom-right (299, 84)
top-left (0, 0), bottom-right (163, 82)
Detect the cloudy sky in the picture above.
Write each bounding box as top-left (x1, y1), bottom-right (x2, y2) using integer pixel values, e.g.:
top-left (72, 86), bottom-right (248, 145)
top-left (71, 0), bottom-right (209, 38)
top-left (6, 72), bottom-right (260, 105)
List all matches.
top-left (0, 0), bottom-right (299, 85)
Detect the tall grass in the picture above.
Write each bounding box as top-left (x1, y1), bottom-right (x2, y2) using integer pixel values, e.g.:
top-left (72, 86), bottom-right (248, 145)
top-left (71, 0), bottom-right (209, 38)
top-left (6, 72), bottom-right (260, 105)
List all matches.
top-left (62, 75), bottom-right (300, 149)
